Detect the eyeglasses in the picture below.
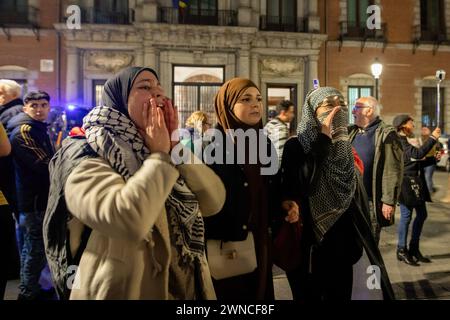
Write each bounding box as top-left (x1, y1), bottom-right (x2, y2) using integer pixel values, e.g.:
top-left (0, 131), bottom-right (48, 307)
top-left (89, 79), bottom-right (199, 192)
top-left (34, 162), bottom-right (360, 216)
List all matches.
top-left (352, 105), bottom-right (372, 112)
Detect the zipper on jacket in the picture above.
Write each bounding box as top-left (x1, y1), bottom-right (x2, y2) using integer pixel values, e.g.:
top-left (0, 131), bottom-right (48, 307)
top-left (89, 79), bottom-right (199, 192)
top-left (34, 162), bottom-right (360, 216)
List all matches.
top-left (309, 244), bottom-right (317, 274)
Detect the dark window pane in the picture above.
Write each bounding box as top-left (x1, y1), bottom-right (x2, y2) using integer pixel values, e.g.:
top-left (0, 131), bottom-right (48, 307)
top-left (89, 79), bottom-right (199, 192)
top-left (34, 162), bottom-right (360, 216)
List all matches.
top-left (359, 0), bottom-right (370, 27)
top-left (281, 0), bottom-right (295, 25)
top-left (347, 0), bottom-right (357, 25)
top-left (268, 0), bottom-right (280, 16)
top-left (421, 0), bottom-right (445, 35)
top-left (0, 0), bottom-right (27, 11)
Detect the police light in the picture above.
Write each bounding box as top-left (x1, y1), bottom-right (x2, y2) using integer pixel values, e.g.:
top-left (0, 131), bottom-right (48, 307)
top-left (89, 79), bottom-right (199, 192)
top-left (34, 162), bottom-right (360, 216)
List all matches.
top-left (67, 104), bottom-right (76, 111)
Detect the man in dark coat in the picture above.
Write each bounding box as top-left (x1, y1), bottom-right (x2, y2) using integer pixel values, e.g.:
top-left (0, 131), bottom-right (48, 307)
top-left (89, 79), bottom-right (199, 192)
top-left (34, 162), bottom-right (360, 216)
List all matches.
top-left (0, 79), bottom-right (24, 213)
top-left (8, 91), bottom-right (54, 300)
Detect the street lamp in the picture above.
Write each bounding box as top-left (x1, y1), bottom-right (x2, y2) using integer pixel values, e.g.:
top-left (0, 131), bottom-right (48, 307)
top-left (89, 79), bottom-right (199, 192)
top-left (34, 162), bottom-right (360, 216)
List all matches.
top-left (371, 58), bottom-right (383, 100)
top-left (436, 70), bottom-right (446, 128)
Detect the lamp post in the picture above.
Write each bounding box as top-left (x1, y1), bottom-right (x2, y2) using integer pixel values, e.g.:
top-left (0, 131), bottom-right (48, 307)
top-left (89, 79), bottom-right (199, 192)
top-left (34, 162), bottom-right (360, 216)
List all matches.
top-left (371, 58), bottom-right (383, 100)
top-left (436, 70), bottom-right (446, 128)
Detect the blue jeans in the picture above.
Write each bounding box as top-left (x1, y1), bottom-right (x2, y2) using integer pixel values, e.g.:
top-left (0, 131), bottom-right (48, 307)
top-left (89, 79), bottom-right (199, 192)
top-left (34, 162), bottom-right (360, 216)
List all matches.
top-left (15, 220), bottom-right (25, 256)
top-left (18, 211), bottom-right (47, 298)
top-left (424, 165), bottom-right (436, 193)
top-left (397, 203), bottom-right (428, 249)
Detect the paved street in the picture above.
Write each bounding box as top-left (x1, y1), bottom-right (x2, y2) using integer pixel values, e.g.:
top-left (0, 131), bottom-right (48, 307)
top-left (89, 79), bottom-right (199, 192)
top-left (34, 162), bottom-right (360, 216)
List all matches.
top-left (5, 171), bottom-right (450, 300)
top-left (274, 170), bottom-right (450, 300)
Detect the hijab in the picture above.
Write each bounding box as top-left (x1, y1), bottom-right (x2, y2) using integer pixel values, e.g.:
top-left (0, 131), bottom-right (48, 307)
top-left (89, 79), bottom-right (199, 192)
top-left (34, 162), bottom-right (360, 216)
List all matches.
top-left (214, 78), bottom-right (263, 131)
top-left (297, 87), bottom-right (357, 242)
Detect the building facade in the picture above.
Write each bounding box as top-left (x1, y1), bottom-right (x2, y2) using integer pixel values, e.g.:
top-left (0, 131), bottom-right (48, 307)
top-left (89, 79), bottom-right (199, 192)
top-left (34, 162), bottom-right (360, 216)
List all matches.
top-left (1, 0), bottom-right (450, 133)
top-left (321, 0), bottom-right (450, 133)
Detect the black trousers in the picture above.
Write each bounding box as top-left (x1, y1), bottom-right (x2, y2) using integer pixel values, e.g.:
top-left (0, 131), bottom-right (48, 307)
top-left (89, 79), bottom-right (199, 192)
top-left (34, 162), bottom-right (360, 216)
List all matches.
top-left (286, 262), bottom-right (353, 301)
top-left (286, 211), bottom-right (362, 301)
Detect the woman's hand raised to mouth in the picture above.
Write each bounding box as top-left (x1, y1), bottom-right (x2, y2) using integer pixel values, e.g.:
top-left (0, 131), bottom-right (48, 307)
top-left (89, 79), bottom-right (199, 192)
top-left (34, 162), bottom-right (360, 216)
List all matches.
top-left (161, 97), bottom-right (180, 149)
top-left (140, 100), bottom-right (171, 154)
top-left (320, 106), bottom-right (341, 139)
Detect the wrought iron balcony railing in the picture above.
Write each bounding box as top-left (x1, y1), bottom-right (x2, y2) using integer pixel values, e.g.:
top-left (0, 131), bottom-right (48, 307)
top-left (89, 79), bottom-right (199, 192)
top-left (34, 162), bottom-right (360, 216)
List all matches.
top-left (259, 15), bottom-right (308, 32)
top-left (78, 7), bottom-right (135, 25)
top-left (158, 7), bottom-right (237, 26)
top-left (339, 21), bottom-right (387, 40)
top-left (413, 24), bottom-right (447, 43)
top-left (0, 5), bottom-right (39, 26)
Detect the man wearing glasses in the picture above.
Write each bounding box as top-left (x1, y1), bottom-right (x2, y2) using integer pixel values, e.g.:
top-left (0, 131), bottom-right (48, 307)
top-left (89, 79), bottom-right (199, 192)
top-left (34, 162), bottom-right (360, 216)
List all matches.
top-left (349, 97), bottom-right (403, 245)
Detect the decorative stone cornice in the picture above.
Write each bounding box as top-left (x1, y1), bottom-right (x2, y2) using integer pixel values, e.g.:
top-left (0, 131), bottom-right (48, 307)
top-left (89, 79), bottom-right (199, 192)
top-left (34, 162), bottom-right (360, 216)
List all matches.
top-left (260, 56), bottom-right (305, 76)
top-left (54, 23), bottom-right (139, 43)
top-left (85, 50), bottom-right (134, 73)
top-left (55, 22), bottom-right (326, 51)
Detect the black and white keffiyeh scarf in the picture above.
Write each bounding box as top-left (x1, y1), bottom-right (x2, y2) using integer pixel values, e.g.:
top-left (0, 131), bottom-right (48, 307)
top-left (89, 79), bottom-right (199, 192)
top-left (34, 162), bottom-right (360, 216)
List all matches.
top-left (83, 105), bottom-right (205, 264)
top-left (297, 87), bottom-right (356, 242)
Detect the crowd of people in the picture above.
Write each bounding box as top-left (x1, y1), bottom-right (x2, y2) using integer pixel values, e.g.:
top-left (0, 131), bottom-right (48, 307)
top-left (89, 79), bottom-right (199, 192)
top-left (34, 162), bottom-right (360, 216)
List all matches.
top-left (0, 66), bottom-right (445, 300)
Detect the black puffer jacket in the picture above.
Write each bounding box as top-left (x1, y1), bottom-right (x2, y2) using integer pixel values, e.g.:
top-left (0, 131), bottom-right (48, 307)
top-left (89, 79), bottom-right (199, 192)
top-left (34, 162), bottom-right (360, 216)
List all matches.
top-left (398, 135), bottom-right (437, 203)
top-left (0, 98), bottom-right (23, 127)
top-left (8, 113), bottom-right (54, 212)
top-left (0, 98), bottom-right (23, 212)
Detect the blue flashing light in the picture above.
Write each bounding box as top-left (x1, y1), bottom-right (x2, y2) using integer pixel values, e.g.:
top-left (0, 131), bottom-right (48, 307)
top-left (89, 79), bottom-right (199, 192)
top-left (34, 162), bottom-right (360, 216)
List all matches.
top-left (67, 104), bottom-right (76, 111)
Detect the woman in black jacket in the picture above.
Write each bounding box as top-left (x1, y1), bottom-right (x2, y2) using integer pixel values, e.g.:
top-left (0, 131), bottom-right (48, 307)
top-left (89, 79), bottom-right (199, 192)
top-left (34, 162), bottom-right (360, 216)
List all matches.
top-left (203, 78), bottom-right (279, 300)
top-left (393, 114), bottom-right (441, 265)
top-left (280, 87), bottom-right (394, 301)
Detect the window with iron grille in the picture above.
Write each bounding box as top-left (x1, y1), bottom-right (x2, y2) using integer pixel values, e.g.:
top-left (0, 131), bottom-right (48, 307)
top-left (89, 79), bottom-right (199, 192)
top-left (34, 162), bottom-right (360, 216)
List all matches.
top-left (92, 80), bottom-right (107, 108)
top-left (173, 66), bottom-right (224, 128)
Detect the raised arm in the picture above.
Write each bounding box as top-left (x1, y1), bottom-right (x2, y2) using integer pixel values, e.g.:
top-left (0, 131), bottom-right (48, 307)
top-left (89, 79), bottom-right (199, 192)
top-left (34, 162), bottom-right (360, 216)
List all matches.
top-left (65, 153), bottom-right (179, 242)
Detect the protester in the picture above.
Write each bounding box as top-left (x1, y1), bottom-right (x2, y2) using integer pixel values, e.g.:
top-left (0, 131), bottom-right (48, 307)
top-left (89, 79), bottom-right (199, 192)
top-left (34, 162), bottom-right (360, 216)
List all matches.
top-left (44, 67), bottom-right (225, 300)
top-left (419, 126), bottom-right (440, 193)
top-left (0, 122), bottom-right (20, 300)
top-left (393, 115), bottom-right (441, 265)
top-left (8, 91), bottom-right (54, 300)
top-left (203, 78), bottom-right (279, 300)
top-left (0, 79), bottom-right (23, 217)
top-left (349, 96), bottom-right (403, 244)
top-left (181, 111), bottom-right (211, 153)
top-left (264, 100), bottom-right (295, 168)
top-left (0, 79), bottom-right (23, 125)
top-left (280, 87), bottom-right (394, 300)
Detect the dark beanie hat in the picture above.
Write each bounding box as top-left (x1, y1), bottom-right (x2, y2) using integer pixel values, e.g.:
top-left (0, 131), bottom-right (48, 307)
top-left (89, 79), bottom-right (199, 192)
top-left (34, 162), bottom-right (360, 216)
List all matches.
top-left (392, 114), bottom-right (413, 129)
